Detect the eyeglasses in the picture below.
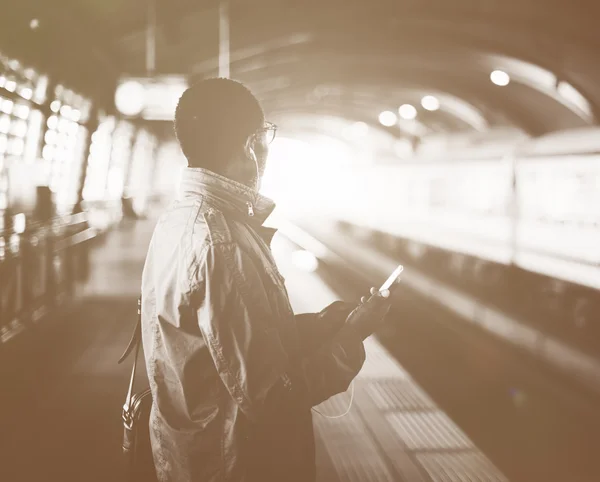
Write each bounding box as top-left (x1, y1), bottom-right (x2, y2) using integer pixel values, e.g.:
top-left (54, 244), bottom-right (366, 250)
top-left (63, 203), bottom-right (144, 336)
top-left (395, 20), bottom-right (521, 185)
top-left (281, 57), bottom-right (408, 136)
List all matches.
top-left (253, 121), bottom-right (277, 144)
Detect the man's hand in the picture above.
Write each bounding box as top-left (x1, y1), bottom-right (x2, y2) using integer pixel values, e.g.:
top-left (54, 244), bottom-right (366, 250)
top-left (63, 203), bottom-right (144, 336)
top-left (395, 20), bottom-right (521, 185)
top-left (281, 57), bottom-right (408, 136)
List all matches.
top-left (345, 287), bottom-right (393, 340)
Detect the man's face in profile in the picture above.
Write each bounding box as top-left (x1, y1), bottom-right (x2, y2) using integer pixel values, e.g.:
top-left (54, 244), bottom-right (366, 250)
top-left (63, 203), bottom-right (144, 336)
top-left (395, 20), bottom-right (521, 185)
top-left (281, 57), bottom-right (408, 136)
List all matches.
top-left (251, 130), bottom-right (270, 180)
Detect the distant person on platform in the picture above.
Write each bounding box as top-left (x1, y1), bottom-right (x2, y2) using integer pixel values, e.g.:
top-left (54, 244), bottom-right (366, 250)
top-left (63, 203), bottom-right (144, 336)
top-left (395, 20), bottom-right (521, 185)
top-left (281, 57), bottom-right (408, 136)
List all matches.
top-left (141, 78), bottom-right (393, 482)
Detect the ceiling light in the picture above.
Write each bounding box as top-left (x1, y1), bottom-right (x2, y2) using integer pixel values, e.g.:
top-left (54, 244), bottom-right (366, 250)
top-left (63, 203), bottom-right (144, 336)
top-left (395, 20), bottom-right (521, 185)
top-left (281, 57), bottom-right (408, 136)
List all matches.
top-left (378, 110), bottom-right (398, 127)
top-left (115, 81), bottom-right (145, 116)
top-left (421, 95), bottom-right (440, 111)
top-left (399, 104), bottom-right (417, 120)
top-left (490, 70), bottom-right (510, 86)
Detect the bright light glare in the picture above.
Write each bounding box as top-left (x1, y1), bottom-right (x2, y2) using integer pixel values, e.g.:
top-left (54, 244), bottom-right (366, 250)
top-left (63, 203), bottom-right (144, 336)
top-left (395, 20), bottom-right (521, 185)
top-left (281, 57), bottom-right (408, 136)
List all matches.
top-left (14, 120), bottom-right (27, 138)
top-left (1, 100), bottom-right (13, 115)
top-left (393, 138), bottom-right (414, 158)
top-left (0, 115), bottom-right (10, 133)
top-left (378, 111), bottom-right (397, 127)
top-left (260, 135), bottom-right (355, 217)
top-left (115, 81), bottom-right (145, 116)
top-left (10, 138), bottom-right (24, 156)
top-left (260, 137), bottom-right (313, 200)
top-left (15, 105), bottom-right (30, 119)
top-left (106, 168), bottom-right (124, 198)
top-left (491, 70), bottom-right (510, 86)
top-left (399, 104), bottom-right (417, 120)
top-left (20, 88), bottom-right (33, 100)
top-left (42, 145), bottom-right (54, 161)
top-left (291, 250), bottom-right (319, 272)
top-left (342, 121), bottom-right (369, 140)
top-left (350, 121), bottom-right (369, 137)
top-left (13, 213), bottom-right (26, 234)
top-left (60, 105), bottom-right (72, 117)
top-left (421, 95), bottom-right (440, 111)
top-left (47, 115), bottom-right (58, 129)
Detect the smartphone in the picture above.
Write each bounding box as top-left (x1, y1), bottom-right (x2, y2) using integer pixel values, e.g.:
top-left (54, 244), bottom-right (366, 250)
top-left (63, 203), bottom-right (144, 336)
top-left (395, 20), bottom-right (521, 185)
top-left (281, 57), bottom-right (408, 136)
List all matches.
top-left (379, 264), bottom-right (404, 291)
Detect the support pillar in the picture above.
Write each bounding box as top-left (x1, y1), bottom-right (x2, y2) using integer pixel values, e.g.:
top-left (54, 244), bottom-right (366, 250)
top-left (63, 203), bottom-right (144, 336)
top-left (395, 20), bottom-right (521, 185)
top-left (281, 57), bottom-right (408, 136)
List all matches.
top-left (219, 0), bottom-right (230, 78)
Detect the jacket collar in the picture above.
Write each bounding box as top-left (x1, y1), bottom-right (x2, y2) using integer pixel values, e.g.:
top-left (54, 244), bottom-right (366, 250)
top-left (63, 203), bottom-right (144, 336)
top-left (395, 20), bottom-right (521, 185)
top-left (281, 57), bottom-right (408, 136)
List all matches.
top-left (179, 167), bottom-right (278, 243)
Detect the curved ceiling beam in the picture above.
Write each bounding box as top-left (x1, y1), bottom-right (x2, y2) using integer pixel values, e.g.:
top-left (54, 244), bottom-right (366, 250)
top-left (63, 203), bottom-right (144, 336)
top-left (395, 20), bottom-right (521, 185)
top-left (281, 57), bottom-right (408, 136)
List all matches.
top-left (178, 14), bottom-right (600, 126)
top-left (264, 100), bottom-right (431, 136)
top-left (253, 67), bottom-right (545, 135)
top-left (266, 104), bottom-right (416, 136)
top-left (106, 4), bottom-right (600, 129)
top-left (357, 89), bottom-right (489, 132)
top-left (422, 93), bottom-right (488, 131)
top-left (476, 54), bottom-right (595, 123)
top-left (25, 0), bottom-right (600, 128)
top-left (32, 0), bottom-right (599, 135)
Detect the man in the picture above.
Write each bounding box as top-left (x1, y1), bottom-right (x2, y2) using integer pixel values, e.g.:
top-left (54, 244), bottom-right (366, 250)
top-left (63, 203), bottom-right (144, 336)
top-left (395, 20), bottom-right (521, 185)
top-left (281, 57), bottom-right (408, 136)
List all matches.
top-left (141, 78), bottom-right (393, 482)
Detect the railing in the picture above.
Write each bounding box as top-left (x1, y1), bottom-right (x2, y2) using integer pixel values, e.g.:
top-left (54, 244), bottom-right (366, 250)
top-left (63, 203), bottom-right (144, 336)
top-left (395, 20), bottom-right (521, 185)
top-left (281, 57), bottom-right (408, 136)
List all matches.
top-left (0, 212), bottom-right (100, 345)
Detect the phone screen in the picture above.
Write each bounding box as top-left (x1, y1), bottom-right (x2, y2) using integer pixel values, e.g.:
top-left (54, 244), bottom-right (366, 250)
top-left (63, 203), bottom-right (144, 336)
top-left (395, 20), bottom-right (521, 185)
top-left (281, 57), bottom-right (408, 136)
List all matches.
top-left (380, 264), bottom-right (404, 291)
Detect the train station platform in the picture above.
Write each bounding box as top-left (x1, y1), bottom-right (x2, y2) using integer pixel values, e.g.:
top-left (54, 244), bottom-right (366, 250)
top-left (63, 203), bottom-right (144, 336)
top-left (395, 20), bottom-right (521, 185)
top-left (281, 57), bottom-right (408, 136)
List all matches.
top-left (0, 217), bottom-right (508, 482)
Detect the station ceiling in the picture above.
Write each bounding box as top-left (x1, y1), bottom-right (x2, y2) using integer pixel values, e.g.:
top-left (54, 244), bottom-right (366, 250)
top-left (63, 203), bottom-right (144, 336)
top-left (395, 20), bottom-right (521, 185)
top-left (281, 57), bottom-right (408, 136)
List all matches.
top-left (2, 0), bottom-right (599, 137)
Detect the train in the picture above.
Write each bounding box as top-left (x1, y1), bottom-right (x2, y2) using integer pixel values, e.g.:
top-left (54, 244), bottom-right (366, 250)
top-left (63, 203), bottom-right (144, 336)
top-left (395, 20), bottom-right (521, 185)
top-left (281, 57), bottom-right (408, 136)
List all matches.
top-left (271, 126), bottom-right (600, 355)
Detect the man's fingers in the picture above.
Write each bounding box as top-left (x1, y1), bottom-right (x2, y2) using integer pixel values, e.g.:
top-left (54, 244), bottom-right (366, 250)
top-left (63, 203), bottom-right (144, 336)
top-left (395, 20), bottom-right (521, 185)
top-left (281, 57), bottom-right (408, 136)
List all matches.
top-left (365, 287), bottom-right (390, 302)
top-left (370, 289), bottom-right (390, 300)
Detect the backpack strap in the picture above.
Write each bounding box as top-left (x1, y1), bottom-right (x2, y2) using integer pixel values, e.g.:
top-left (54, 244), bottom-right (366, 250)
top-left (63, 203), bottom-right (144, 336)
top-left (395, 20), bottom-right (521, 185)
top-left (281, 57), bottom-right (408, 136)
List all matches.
top-left (118, 297), bottom-right (142, 426)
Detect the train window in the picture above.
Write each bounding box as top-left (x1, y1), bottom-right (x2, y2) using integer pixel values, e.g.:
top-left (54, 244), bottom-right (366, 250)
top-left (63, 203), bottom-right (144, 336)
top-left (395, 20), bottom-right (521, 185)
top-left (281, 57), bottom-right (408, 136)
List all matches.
top-left (0, 52), bottom-right (45, 222)
top-left (4, 79), bottom-right (16, 92)
top-left (41, 85), bottom-right (92, 213)
top-left (1, 99), bottom-right (13, 115)
top-left (15, 104), bottom-right (29, 120)
top-left (0, 114), bottom-right (9, 134)
top-left (0, 77), bottom-right (40, 167)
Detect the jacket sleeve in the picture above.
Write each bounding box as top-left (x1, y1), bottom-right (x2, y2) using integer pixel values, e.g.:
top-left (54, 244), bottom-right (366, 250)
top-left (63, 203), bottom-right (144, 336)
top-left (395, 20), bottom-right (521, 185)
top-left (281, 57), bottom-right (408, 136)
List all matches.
top-left (294, 305), bottom-right (366, 407)
top-left (192, 242), bottom-right (292, 423)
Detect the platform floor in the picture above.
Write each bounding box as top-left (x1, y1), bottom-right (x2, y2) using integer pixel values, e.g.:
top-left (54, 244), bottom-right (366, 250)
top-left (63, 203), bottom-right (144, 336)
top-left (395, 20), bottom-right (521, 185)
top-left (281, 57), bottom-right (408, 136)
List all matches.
top-left (0, 218), bottom-right (508, 482)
